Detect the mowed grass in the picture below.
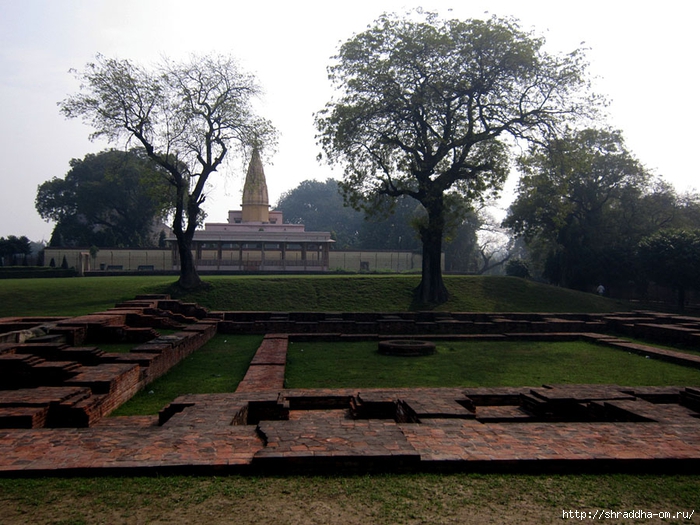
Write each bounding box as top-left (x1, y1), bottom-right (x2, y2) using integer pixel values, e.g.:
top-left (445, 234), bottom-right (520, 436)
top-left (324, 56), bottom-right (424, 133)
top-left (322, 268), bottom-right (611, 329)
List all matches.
top-left (111, 334), bottom-right (262, 416)
top-left (115, 338), bottom-right (700, 416)
top-left (286, 340), bottom-right (700, 389)
top-left (0, 275), bottom-right (176, 317)
top-left (1, 473), bottom-right (698, 525)
top-left (0, 274), bottom-right (622, 317)
top-left (163, 274), bottom-right (626, 313)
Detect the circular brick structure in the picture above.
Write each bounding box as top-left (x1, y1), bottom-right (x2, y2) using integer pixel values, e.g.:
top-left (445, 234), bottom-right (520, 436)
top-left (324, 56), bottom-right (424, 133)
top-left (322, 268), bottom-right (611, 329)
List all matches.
top-left (378, 339), bottom-right (436, 356)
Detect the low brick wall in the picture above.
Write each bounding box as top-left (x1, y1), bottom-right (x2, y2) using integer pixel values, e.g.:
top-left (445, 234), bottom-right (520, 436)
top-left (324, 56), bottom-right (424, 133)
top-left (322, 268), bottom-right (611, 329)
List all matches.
top-left (0, 296), bottom-right (218, 428)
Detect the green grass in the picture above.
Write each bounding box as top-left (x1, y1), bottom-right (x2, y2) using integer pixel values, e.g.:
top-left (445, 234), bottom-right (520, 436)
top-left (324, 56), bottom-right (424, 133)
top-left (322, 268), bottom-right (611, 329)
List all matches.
top-left (286, 340), bottom-right (700, 389)
top-left (614, 334), bottom-right (700, 357)
top-left (0, 274), bottom-right (623, 317)
top-left (0, 275), bottom-right (175, 317)
top-left (111, 334), bottom-right (261, 416)
top-left (1, 473), bottom-right (698, 524)
top-left (169, 274), bottom-right (626, 313)
top-left (113, 338), bottom-right (700, 418)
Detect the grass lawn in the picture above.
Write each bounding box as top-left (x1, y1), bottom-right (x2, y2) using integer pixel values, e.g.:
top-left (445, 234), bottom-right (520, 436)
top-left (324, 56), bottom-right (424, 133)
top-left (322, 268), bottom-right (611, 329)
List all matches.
top-left (161, 274), bottom-right (627, 313)
top-left (111, 337), bottom-right (700, 417)
top-left (0, 274), bottom-right (624, 317)
top-left (286, 339), bottom-right (700, 389)
top-left (1, 473), bottom-right (698, 524)
top-left (0, 275), bottom-right (176, 317)
top-left (111, 334), bottom-right (262, 416)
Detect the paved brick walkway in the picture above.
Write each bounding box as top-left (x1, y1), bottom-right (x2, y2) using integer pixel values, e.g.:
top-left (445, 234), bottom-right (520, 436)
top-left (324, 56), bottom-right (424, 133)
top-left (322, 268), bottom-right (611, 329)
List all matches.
top-left (2, 379), bottom-right (700, 475)
top-left (3, 318), bottom-right (700, 475)
top-left (236, 335), bottom-right (287, 393)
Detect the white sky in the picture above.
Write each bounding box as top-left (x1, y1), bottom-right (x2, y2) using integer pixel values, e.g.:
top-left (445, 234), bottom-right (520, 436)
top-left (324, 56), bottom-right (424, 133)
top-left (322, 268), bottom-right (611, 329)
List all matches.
top-left (1, 0), bottom-right (698, 242)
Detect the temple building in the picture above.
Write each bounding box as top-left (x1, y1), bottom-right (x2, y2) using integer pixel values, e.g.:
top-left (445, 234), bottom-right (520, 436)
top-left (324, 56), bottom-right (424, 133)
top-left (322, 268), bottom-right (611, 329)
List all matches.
top-left (168, 149), bottom-right (334, 272)
top-left (44, 150), bottom-right (424, 274)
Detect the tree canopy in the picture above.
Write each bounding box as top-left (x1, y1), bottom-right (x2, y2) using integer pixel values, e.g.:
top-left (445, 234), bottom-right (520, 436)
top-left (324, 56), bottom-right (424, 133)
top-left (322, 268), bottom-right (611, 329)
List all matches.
top-left (36, 149), bottom-right (173, 248)
top-left (0, 236), bottom-right (31, 266)
top-left (316, 11), bottom-right (597, 303)
top-left (275, 178), bottom-right (485, 266)
top-left (276, 179), bottom-right (364, 249)
top-left (638, 229), bottom-right (700, 311)
top-left (503, 128), bottom-right (694, 292)
top-left (59, 54), bottom-right (274, 289)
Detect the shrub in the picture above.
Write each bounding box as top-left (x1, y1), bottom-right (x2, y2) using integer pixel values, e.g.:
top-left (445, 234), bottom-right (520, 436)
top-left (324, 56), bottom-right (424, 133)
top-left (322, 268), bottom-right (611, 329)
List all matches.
top-left (506, 259), bottom-right (530, 279)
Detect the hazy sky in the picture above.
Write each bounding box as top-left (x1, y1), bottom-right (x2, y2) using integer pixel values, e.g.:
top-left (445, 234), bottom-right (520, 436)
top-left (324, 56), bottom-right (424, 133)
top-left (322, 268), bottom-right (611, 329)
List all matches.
top-left (1, 0), bottom-right (697, 242)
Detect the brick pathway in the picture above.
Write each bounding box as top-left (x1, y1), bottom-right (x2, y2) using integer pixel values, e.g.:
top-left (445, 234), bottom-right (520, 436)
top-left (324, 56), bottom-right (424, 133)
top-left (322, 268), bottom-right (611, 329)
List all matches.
top-left (236, 335), bottom-right (287, 393)
top-left (2, 381), bottom-right (700, 475)
top-left (3, 310), bottom-right (700, 475)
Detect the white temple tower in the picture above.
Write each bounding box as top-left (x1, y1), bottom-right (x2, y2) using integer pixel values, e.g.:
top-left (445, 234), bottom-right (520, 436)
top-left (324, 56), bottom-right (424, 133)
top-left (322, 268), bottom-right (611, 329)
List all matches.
top-left (241, 148), bottom-right (270, 223)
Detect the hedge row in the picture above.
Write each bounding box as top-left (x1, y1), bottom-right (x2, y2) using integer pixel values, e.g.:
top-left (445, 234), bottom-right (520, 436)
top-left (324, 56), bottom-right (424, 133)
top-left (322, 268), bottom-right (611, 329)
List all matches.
top-left (0, 267), bottom-right (78, 279)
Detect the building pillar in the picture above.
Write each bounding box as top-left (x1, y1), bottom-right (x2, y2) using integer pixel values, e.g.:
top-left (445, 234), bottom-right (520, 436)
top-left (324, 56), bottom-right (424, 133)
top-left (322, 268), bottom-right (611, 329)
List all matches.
top-left (322, 243), bottom-right (330, 270)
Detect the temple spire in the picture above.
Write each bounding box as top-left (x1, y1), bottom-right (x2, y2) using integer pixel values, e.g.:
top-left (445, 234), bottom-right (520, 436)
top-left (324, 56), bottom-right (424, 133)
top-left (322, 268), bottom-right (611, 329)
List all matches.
top-left (241, 147), bottom-right (270, 222)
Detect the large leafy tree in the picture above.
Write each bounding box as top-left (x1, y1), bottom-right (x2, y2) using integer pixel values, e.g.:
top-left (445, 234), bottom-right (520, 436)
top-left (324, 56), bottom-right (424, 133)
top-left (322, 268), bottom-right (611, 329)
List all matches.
top-left (36, 149), bottom-right (173, 247)
top-left (638, 229), bottom-right (700, 311)
top-left (357, 195), bottom-right (424, 252)
top-left (60, 54), bottom-right (274, 289)
top-left (504, 128), bottom-right (661, 291)
top-left (316, 12), bottom-right (596, 303)
top-left (276, 179), bottom-right (364, 249)
top-left (276, 178), bottom-right (454, 254)
top-left (0, 236), bottom-right (31, 266)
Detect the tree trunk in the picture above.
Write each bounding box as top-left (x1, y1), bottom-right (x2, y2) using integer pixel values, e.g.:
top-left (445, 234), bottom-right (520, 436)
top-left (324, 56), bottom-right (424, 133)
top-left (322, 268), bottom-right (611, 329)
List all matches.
top-left (175, 233), bottom-right (202, 290)
top-left (415, 196), bottom-right (449, 304)
top-left (172, 191), bottom-right (203, 291)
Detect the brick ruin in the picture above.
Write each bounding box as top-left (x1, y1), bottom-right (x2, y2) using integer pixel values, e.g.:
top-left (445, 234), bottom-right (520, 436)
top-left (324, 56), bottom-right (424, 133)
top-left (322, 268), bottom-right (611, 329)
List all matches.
top-left (0, 295), bottom-right (216, 428)
top-left (1, 302), bottom-right (700, 474)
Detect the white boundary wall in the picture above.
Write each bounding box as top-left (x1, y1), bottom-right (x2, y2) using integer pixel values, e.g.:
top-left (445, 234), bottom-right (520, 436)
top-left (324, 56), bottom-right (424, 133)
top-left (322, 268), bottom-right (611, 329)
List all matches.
top-left (44, 248), bottom-right (434, 273)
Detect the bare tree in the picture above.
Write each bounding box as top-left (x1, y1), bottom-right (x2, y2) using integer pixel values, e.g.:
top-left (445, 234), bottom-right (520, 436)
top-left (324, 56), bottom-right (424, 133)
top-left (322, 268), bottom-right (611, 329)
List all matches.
top-left (60, 54), bottom-right (275, 289)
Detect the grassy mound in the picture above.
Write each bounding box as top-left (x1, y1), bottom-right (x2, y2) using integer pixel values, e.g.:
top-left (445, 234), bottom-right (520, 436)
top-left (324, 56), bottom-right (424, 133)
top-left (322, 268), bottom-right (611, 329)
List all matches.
top-left (170, 274), bottom-right (622, 313)
top-left (0, 274), bottom-right (624, 317)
